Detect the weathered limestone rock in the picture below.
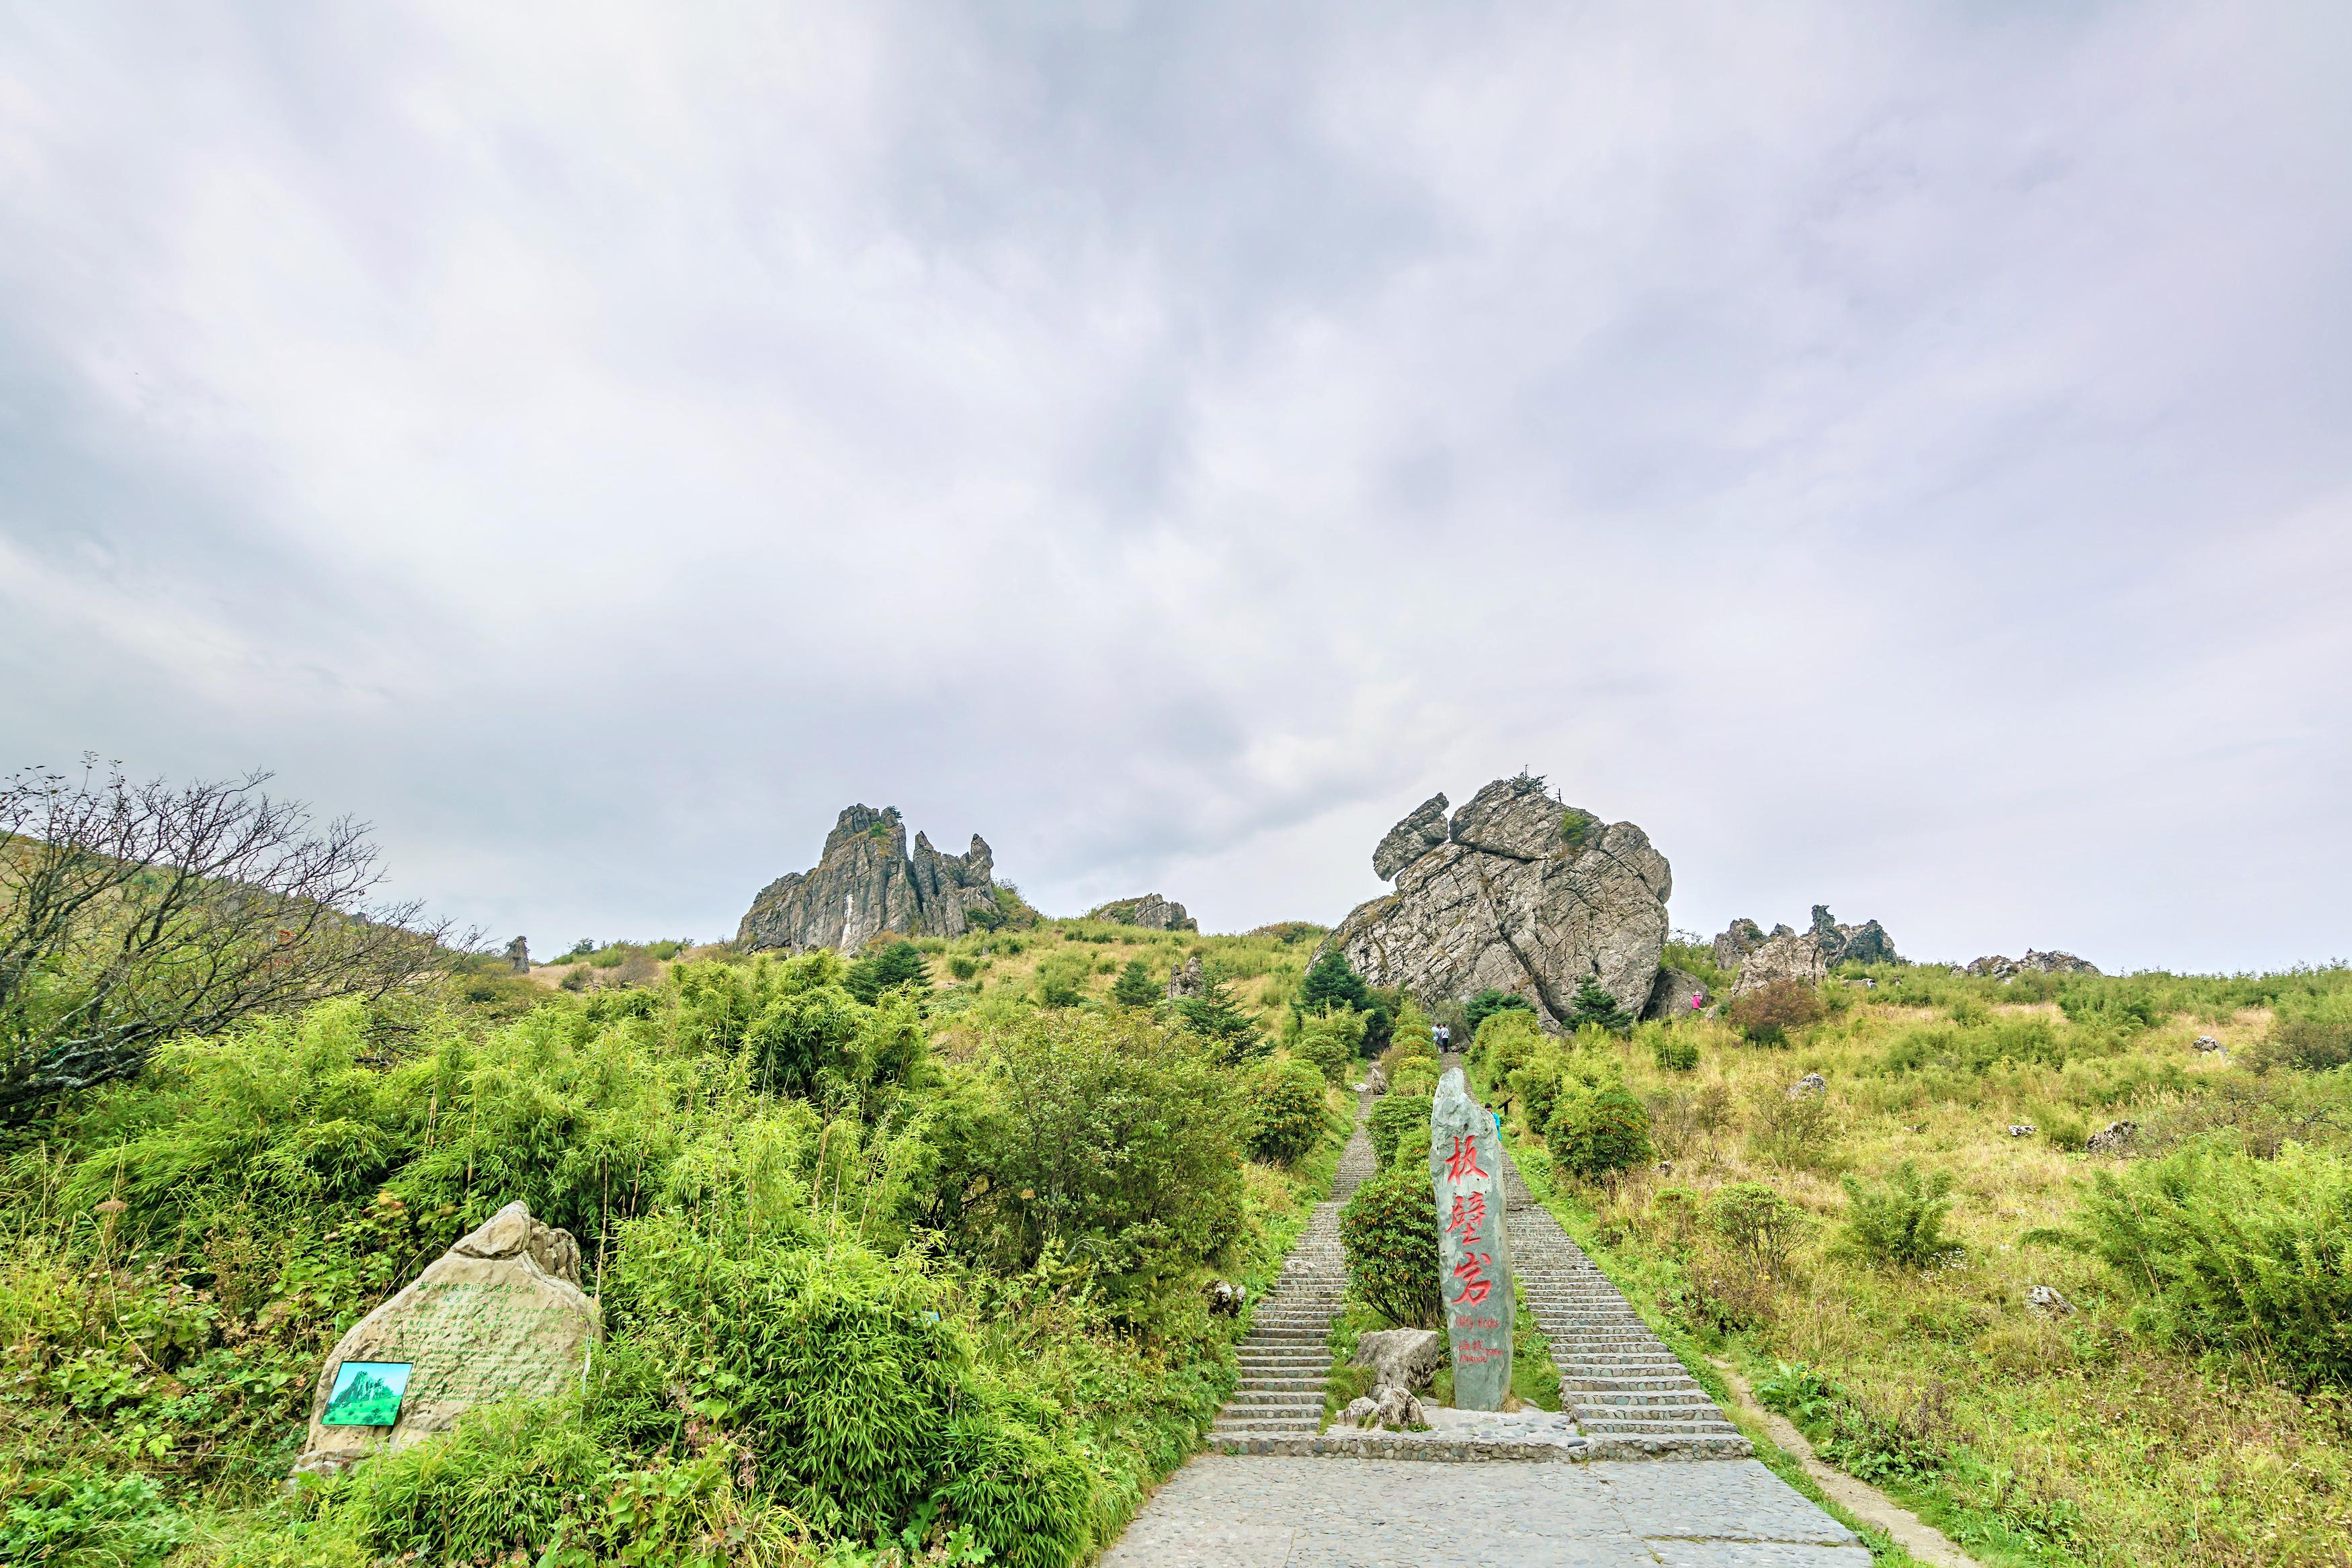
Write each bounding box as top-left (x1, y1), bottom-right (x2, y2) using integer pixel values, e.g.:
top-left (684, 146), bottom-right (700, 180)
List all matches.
top-left (1966, 950), bottom-right (2102, 980)
top-left (1786, 1072), bottom-right (1828, 1100)
top-left (504, 936), bottom-right (530, 973)
top-left (1086, 894), bottom-right (1197, 931)
top-left (1642, 967), bottom-right (1709, 1020)
top-left (1352, 1327), bottom-right (1446, 1393)
top-left (293, 1203), bottom-right (599, 1477)
top-left (1810, 906), bottom-right (1900, 966)
top-left (1728, 932), bottom-right (1830, 998)
top-left (2027, 1285), bottom-right (2074, 1314)
top-left (1165, 953), bottom-right (1206, 1002)
top-left (2193, 1035), bottom-right (2225, 1055)
top-left (1372, 1385), bottom-right (1426, 1430)
top-left (1327, 775), bottom-right (1672, 1025)
top-left (2086, 1120), bottom-right (2137, 1155)
top-left (1429, 1068), bottom-right (1512, 1411)
top-left (737, 805), bottom-right (1005, 952)
top-left (1711, 918), bottom-right (1765, 972)
top-left (2007, 1123), bottom-right (2037, 1138)
top-left (1373, 793), bottom-right (1451, 881)
top-left (1203, 1279), bottom-right (1246, 1317)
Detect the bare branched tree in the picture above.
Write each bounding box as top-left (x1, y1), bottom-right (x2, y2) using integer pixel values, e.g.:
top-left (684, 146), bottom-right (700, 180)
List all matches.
top-left (0, 757), bottom-right (460, 1123)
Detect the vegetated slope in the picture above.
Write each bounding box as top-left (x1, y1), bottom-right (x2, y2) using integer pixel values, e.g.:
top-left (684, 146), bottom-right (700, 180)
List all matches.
top-left (1461, 947), bottom-right (2352, 1568)
top-left (0, 918), bottom-right (1351, 1568)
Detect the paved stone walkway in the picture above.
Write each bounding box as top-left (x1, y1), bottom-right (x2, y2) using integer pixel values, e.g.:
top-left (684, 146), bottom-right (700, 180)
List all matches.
top-left (1100, 1456), bottom-right (1869, 1567)
top-left (1207, 1094), bottom-right (1378, 1441)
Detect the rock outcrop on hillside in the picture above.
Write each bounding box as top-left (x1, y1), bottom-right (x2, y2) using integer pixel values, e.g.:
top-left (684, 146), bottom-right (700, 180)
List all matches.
top-left (1086, 894), bottom-right (1197, 931)
top-left (1962, 950), bottom-right (2101, 979)
top-left (1714, 906), bottom-right (1899, 977)
top-left (1322, 775), bottom-right (1671, 1024)
top-left (737, 804), bottom-right (1004, 953)
top-left (1728, 931), bottom-right (1831, 998)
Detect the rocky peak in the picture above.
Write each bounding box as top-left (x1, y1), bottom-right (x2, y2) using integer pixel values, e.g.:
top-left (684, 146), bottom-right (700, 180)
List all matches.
top-left (1087, 894), bottom-right (1197, 931)
top-left (1373, 793), bottom-right (1450, 881)
top-left (738, 803), bottom-right (1009, 953)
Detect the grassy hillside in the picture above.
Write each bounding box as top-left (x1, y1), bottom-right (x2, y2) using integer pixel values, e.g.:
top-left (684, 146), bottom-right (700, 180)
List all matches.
top-left (1458, 959), bottom-right (2352, 1568)
top-left (0, 920), bottom-right (1347, 1568)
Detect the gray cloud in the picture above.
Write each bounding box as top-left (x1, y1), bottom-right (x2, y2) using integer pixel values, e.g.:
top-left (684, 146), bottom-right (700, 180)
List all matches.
top-left (3, 1), bottom-right (2348, 971)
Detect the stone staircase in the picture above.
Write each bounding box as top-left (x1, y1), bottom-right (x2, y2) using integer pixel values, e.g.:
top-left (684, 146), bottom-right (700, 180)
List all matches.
top-left (1206, 1097), bottom-right (1375, 1445)
top-left (1502, 1152), bottom-right (1750, 1458)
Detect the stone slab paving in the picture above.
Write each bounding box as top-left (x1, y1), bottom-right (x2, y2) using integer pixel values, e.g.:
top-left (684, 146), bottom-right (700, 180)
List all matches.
top-left (1099, 1456), bottom-right (1869, 1567)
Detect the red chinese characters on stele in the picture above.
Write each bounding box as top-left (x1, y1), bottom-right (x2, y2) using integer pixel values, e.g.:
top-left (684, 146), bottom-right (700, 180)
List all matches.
top-left (1449, 1249), bottom-right (1495, 1306)
top-left (1443, 1134), bottom-right (1488, 1184)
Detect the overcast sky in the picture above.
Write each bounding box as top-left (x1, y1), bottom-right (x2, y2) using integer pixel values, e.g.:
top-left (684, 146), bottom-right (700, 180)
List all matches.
top-left (4, 3), bottom-right (2349, 973)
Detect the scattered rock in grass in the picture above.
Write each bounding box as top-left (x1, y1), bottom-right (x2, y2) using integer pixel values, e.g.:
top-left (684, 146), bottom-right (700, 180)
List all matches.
top-left (2086, 1120), bottom-right (2138, 1155)
top-left (2007, 1124), bottom-right (2036, 1137)
top-left (1204, 1279), bottom-right (1246, 1316)
top-left (1353, 1327), bottom-right (1445, 1393)
top-left (1966, 949), bottom-right (2103, 980)
top-left (1786, 1072), bottom-right (1829, 1099)
top-left (2193, 1035), bottom-right (2224, 1054)
top-left (2027, 1285), bottom-right (2074, 1313)
top-left (1373, 1385), bottom-right (1427, 1430)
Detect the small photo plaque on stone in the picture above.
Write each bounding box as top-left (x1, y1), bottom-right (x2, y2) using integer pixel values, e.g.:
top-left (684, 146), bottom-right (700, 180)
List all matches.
top-left (321, 1360), bottom-right (411, 1427)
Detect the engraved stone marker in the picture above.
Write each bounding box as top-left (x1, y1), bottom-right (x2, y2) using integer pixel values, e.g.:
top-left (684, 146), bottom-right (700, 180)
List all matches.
top-left (1429, 1067), bottom-right (1513, 1410)
top-left (292, 1201), bottom-right (599, 1475)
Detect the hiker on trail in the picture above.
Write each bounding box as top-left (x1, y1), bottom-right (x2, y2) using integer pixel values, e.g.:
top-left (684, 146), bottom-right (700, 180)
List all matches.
top-left (1435, 1023), bottom-right (1450, 1051)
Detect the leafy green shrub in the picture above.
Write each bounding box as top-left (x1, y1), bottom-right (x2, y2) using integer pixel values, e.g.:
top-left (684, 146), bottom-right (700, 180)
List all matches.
top-left (1245, 1055), bottom-right (1330, 1165)
top-left (1366, 1089), bottom-right (1434, 1170)
top-left (1508, 1053), bottom-right (1566, 1130)
top-left (2246, 1000), bottom-right (2352, 1074)
top-left (1464, 988), bottom-right (1534, 1039)
top-left (1339, 1164), bottom-right (1441, 1327)
top-left (1653, 1032), bottom-right (1700, 1072)
top-left (1565, 978), bottom-right (1632, 1035)
top-left (933, 1404), bottom-right (1096, 1568)
top-left (1726, 979), bottom-right (1824, 1045)
top-left (1745, 1087), bottom-right (1843, 1171)
top-left (1476, 1006), bottom-right (1546, 1078)
top-left (2075, 1141), bottom-right (2352, 1388)
top-left (1705, 1180), bottom-right (1809, 1279)
top-left (1753, 1361), bottom-right (1949, 1486)
top-left (1294, 1007), bottom-right (1367, 1084)
top-left (559, 965), bottom-right (590, 992)
top-left (920, 1011), bottom-right (1243, 1306)
top-left (1388, 1058), bottom-right (1439, 1097)
top-left (1838, 1162), bottom-right (1962, 1269)
top-left (1172, 976), bottom-right (1261, 1063)
top-left (949, 953), bottom-right (982, 982)
top-left (1547, 1086), bottom-right (1652, 1180)
top-left (847, 940), bottom-right (930, 1002)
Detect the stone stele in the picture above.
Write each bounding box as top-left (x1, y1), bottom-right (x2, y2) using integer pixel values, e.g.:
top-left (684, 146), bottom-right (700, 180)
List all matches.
top-left (1429, 1068), bottom-right (1513, 1411)
top-left (292, 1201), bottom-right (601, 1477)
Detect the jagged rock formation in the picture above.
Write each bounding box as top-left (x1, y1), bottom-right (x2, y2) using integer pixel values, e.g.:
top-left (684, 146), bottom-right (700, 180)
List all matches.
top-left (1710, 918), bottom-right (1764, 971)
top-left (1166, 953), bottom-right (1206, 1002)
top-left (1727, 930), bottom-right (1830, 998)
top-left (1810, 905), bottom-right (1899, 965)
top-left (1962, 949), bottom-right (2101, 979)
top-left (737, 804), bottom-right (1003, 953)
top-left (294, 1202), bottom-right (597, 1476)
top-left (1324, 776), bottom-right (1671, 1024)
top-left (1087, 893), bottom-right (1197, 931)
top-left (1714, 906), bottom-right (1898, 978)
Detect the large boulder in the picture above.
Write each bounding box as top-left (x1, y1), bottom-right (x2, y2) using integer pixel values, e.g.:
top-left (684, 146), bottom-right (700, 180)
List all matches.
top-left (738, 805), bottom-right (1006, 952)
top-left (1325, 776), bottom-right (1672, 1025)
top-left (1966, 949), bottom-right (2101, 979)
top-left (1728, 931), bottom-right (1830, 998)
top-left (1086, 893), bottom-right (1197, 931)
top-left (1352, 1327), bottom-right (1445, 1392)
top-left (293, 1203), bottom-right (599, 1477)
top-left (1643, 967), bottom-right (1710, 1020)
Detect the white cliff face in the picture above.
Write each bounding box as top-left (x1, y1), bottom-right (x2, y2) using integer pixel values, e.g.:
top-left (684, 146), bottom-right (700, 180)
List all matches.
top-left (1325, 776), bottom-right (1673, 1025)
top-left (737, 803), bottom-right (1003, 952)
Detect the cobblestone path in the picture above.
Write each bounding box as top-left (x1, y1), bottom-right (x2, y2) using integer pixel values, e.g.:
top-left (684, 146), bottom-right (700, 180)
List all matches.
top-left (1099, 1455), bottom-right (1868, 1567)
top-left (1206, 1095), bottom-right (1378, 1442)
